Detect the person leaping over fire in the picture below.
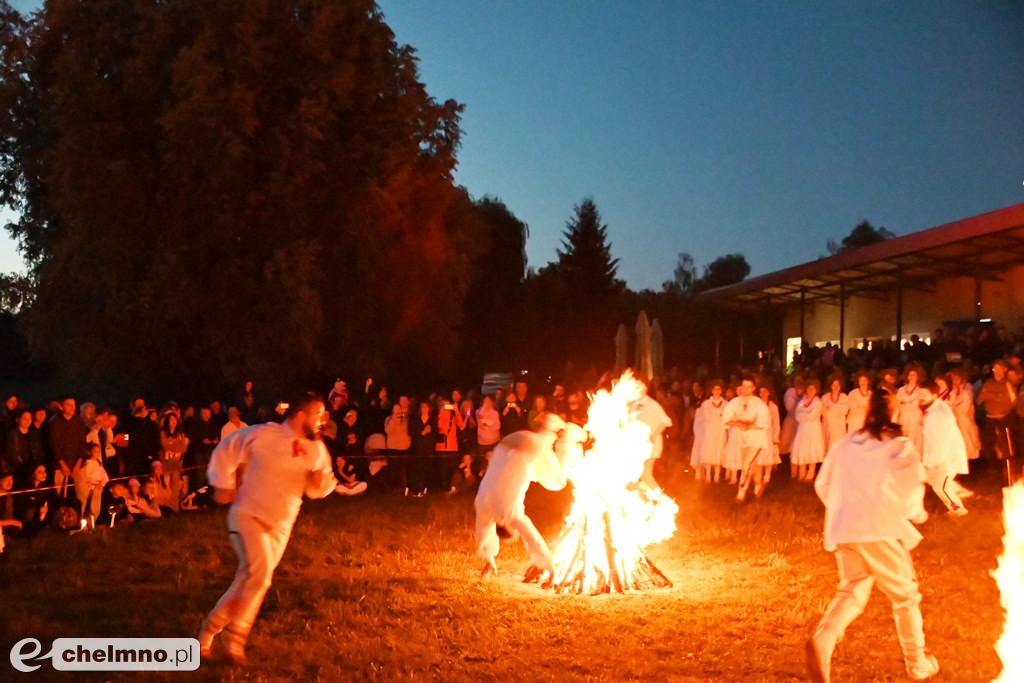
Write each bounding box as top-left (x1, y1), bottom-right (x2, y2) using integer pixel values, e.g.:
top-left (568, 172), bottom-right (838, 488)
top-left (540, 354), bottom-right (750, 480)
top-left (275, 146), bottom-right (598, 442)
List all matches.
top-left (474, 414), bottom-right (586, 583)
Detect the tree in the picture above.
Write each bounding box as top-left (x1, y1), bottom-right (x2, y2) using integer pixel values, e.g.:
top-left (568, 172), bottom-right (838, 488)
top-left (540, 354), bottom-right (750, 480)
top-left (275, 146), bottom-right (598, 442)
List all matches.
top-left (556, 198), bottom-right (621, 297)
top-left (458, 195), bottom-right (529, 373)
top-left (662, 252), bottom-right (697, 296)
top-left (518, 198), bottom-right (625, 374)
top-left (827, 220), bottom-right (895, 254)
top-left (0, 0), bottom-right (475, 396)
top-left (694, 253), bottom-right (751, 292)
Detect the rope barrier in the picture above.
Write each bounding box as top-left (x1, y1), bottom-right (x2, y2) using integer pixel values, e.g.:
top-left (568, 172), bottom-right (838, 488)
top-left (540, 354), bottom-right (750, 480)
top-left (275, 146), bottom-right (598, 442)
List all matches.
top-left (3, 451), bottom-right (479, 497)
top-left (5, 464), bottom-right (207, 497)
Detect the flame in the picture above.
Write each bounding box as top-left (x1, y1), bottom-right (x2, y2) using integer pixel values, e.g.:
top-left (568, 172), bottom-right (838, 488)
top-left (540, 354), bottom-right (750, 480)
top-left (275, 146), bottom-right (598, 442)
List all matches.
top-left (547, 371), bottom-right (678, 594)
top-left (994, 481), bottom-right (1024, 682)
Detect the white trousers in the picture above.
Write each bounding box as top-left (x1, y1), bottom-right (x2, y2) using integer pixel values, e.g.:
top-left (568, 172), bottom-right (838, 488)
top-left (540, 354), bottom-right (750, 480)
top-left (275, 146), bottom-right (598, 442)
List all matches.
top-left (202, 508), bottom-right (290, 646)
top-left (475, 504), bottom-right (553, 571)
top-left (816, 540), bottom-right (927, 664)
top-left (924, 466), bottom-right (964, 512)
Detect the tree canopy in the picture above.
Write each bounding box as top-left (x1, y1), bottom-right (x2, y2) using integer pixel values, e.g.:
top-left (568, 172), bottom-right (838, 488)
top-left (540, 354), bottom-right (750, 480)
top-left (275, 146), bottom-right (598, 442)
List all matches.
top-left (0, 0), bottom-right (488, 396)
top-left (827, 220), bottom-right (895, 254)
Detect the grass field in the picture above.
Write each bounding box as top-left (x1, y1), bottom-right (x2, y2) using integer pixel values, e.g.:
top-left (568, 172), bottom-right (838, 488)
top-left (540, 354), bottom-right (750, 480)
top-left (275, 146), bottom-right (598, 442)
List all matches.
top-left (0, 457), bottom-right (1010, 682)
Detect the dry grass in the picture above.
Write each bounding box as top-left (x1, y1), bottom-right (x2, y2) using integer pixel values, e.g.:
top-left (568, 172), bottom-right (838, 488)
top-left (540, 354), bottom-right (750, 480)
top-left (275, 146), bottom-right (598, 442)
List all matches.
top-left (0, 458), bottom-right (1009, 682)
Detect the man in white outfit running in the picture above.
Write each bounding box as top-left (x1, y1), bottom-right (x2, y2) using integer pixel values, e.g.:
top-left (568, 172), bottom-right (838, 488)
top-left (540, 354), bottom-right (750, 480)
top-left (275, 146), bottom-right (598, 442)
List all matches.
top-left (808, 389), bottom-right (939, 682)
top-left (199, 393), bottom-right (337, 664)
top-left (474, 414), bottom-right (584, 582)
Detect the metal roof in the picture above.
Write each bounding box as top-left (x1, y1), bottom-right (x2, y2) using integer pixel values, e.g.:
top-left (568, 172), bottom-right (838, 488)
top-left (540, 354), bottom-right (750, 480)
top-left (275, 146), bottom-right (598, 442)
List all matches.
top-left (696, 203), bottom-right (1024, 308)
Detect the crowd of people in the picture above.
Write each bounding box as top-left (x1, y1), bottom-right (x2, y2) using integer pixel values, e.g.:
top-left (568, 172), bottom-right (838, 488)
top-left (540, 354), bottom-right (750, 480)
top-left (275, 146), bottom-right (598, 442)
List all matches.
top-left (0, 376), bottom-right (604, 556)
top-left (2, 325), bottom-right (1021, 556)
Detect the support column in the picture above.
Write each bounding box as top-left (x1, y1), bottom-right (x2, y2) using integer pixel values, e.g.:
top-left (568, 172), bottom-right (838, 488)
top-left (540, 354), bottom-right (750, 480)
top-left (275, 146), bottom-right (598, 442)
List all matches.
top-left (799, 289), bottom-right (806, 341)
top-left (975, 276), bottom-right (983, 321)
top-left (895, 275), bottom-right (904, 345)
top-left (839, 282), bottom-right (846, 351)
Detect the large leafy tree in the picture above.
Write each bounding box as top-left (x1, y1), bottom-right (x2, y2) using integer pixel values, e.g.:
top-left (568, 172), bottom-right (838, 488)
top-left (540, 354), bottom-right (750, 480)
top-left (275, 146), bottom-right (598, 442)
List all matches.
top-left (0, 0), bottom-right (478, 397)
top-left (693, 253), bottom-right (750, 292)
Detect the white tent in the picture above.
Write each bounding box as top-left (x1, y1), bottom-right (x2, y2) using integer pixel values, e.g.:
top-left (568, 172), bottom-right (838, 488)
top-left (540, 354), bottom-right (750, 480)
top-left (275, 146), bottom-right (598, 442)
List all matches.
top-left (635, 311), bottom-right (653, 380)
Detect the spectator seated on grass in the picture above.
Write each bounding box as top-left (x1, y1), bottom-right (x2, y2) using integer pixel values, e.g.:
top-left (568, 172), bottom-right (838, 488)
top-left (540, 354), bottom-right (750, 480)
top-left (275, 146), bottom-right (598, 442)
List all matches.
top-left (98, 482), bottom-right (134, 526)
top-left (17, 464), bottom-right (54, 536)
top-left (124, 477), bottom-right (161, 519)
top-left (449, 454), bottom-right (476, 495)
top-left (1, 471), bottom-right (23, 556)
top-left (334, 455), bottom-right (368, 496)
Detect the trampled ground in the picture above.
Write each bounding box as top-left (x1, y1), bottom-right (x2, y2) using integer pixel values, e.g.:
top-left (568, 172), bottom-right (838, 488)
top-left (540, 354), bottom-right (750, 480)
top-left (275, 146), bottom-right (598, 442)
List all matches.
top-left (0, 460), bottom-right (1009, 682)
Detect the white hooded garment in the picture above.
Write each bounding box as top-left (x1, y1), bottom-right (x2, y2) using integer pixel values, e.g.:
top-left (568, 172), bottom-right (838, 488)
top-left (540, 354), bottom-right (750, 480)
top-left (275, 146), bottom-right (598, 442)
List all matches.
top-left (814, 431), bottom-right (926, 552)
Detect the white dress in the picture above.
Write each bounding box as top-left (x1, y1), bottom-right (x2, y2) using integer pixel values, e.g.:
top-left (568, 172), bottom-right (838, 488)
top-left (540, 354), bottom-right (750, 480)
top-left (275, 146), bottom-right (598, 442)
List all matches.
top-left (896, 385), bottom-right (924, 454)
top-left (779, 387), bottom-right (800, 454)
top-left (822, 392), bottom-right (850, 449)
top-left (846, 388), bottom-right (871, 433)
top-left (696, 398), bottom-right (727, 467)
top-left (790, 397), bottom-right (825, 465)
top-left (689, 402), bottom-right (704, 467)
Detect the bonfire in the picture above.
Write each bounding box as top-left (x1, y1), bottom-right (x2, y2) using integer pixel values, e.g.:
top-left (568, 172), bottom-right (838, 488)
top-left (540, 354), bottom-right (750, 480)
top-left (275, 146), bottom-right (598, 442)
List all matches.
top-left (545, 372), bottom-right (678, 595)
top-left (993, 481), bottom-right (1024, 682)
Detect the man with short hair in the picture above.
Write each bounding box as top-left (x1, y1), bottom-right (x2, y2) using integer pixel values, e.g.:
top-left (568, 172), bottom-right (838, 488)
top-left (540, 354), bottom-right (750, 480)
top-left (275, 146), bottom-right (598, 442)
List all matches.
top-left (977, 359), bottom-right (1019, 482)
top-left (723, 377), bottom-right (771, 502)
top-left (199, 393), bottom-right (336, 664)
top-left (47, 396), bottom-right (88, 495)
top-left (220, 406), bottom-right (248, 440)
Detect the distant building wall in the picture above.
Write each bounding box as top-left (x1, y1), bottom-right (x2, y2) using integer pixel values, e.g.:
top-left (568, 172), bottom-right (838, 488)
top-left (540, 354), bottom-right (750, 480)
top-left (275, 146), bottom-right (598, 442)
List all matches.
top-left (781, 263), bottom-right (1024, 348)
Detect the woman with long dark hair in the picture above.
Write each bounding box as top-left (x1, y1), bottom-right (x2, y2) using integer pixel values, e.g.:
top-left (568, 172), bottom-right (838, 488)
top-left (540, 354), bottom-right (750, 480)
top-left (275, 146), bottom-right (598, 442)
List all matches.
top-left (808, 388), bottom-right (937, 682)
top-left (159, 412), bottom-right (189, 512)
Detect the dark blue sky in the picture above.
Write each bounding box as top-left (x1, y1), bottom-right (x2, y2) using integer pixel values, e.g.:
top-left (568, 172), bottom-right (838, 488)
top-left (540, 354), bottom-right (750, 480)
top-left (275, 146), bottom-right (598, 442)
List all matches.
top-left (3, 0), bottom-right (1022, 289)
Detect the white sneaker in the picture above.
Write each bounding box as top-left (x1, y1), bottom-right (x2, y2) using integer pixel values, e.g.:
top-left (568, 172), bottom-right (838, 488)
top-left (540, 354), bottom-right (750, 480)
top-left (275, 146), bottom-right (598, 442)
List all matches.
top-left (906, 653), bottom-right (939, 680)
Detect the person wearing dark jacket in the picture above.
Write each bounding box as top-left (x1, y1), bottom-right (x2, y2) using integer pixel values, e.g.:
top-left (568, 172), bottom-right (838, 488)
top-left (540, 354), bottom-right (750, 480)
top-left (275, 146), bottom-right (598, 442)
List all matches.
top-left (408, 402), bottom-right (437, 497)
top-left (46, 397), bottom-right (88, 495)
top-left (123, 406), bottom-right (161, 475)
top-left (4, 410), bottom-right (45, 486)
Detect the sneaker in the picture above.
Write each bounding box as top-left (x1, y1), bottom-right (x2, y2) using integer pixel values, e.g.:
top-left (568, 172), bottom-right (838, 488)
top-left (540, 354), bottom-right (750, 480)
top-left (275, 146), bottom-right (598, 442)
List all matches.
top-left (906, 653), bottom-right (939, 680)
top-left (806, 632), bottom-right (833, 683)
top-left (948, 507), bottom-right (968, 517)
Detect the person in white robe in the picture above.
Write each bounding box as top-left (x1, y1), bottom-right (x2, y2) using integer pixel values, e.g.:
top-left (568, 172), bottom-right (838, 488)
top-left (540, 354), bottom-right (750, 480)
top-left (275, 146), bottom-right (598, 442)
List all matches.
top-left (758, 385), bottom-right (782, 482)
top-left (947, 369), bottom-right (981, 460)
top-left (689, 395), bottom-right (705, 478)
top-left (846, 372), bottom-right (872, 433)
top-left (632, 389), bottom-right (672, 490)
top-left (779, 376), bottom-right (805, 455)
top-left (920, 381), bottom-right (969, 515)
top-left (790, 381), bottom-right (825, 482)
top-left (895, 366), bottom-right (925, 454)
top-left (723, 378), bottom-right (772, 502)
top-left (474, 414), bottom-right (585, 581)
top-left (696, 381), bottom-right (727, 483)
top-left (821, 377), bottom-right (849, 449)
top-left (199, 393), bottom-right (337, 665)
top-left (808, 391), bottom-right (938, 683)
